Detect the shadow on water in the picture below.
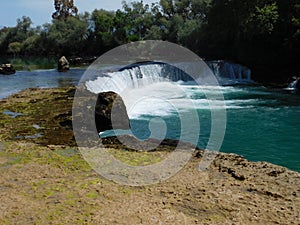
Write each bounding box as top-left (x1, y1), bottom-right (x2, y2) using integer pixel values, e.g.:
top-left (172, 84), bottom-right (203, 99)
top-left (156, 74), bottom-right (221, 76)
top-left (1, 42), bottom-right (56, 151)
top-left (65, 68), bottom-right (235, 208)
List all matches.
top-left (0, 57), bottom-right (57, 71)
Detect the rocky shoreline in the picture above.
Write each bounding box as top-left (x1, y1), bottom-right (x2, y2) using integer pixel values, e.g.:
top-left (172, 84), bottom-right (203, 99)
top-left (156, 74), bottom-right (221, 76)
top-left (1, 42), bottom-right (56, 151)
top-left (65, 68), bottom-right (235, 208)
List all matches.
top-left (0, 87), bottom-right (299, 224)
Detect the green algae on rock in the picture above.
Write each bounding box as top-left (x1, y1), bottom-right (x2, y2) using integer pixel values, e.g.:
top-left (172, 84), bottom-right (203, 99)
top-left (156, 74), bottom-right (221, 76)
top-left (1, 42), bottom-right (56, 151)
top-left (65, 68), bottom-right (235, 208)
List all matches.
top-left (0, 87), bottom-right (299, 224)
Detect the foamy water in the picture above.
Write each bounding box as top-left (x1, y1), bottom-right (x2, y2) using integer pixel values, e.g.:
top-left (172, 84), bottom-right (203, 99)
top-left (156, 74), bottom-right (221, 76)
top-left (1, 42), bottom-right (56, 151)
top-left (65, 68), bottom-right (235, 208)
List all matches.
top-left (1, 66), bottom-right (299, 172)
top-left (86, 64), bottom-right (300, 171)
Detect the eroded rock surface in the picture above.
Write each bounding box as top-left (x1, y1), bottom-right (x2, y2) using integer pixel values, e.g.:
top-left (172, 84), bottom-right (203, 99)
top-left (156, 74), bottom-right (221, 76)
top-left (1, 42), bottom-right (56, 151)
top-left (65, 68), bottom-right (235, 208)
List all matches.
top-left (0, 87), bottom-right (299, 224)
top-left (95, 91), bottom-right (130, 133)
top-left (58, 56), bottom-right (70, 72)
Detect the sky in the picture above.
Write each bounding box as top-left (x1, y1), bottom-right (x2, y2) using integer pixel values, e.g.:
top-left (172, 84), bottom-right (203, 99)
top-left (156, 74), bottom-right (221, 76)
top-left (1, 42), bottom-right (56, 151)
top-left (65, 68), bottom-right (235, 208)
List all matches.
top-left (0, 0), bottom-right (158, 27)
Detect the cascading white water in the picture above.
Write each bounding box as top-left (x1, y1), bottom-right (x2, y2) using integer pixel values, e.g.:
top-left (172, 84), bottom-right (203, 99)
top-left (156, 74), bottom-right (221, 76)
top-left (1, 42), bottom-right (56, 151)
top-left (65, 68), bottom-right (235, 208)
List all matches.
top-left (86, 61), bottom-right (253, 95)
top-left (288, 79), bottom-right (299, 89)
top-left (207, 60), bottom-right (252, 84)
top-left (86, 63), bottom-right (193, 94)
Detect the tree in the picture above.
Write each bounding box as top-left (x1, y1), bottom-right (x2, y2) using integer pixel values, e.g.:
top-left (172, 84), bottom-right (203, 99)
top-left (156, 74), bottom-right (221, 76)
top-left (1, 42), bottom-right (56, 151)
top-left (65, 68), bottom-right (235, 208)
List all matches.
top-left (159, 0), bottom-right (175, 19)
top-left (121, 1), bottom-right (155, 41)
top-left (8, 42), bottom-right (22, 56)
top-left (292, 3), bottom-right (300, 38)
top-left (41, 16), bottom-right (89, 56)
top-left (22, 34), bottom-right (40, 55)
top-left (16, 16), bottom-right (33, 34)
top-left (0, 27), bottom-right (10, 53)
top-left (244, 3), bottom-right (279, 37)
top-left (10, 16), bottom-right (34, 43)
top-left (91, 9), bottom-right (115, 52)
top-left (0, 16), bottom-right (35, 55)
top-left (52, 0), bottom-right (78, 20)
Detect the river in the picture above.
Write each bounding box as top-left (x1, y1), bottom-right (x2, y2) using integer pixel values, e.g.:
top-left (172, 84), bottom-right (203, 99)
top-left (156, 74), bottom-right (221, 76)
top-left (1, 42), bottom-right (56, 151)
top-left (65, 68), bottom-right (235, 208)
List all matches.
top-left (1, 66), bottom-right (299, 171)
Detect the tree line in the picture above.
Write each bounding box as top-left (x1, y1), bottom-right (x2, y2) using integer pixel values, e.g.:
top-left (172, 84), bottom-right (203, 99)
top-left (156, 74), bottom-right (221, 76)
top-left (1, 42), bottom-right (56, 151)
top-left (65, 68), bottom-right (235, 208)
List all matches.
top-left (0, 0), bottom-right (299, 81)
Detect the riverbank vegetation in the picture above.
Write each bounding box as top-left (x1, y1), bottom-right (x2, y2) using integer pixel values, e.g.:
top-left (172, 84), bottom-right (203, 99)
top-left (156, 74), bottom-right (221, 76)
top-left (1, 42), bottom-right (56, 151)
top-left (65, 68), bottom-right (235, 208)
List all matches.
top-left (0, 0), bottom-right (299, 81)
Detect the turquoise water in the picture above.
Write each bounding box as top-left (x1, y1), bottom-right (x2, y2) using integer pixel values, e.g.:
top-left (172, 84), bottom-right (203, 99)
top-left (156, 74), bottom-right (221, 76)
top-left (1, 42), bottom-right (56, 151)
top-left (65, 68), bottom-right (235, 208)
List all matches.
top-left (221, 87), bottom-right (299, 171)
top-left (125, 84), bottom-right (300, 172)
top-left (1, 69), bottom-right (299, 171)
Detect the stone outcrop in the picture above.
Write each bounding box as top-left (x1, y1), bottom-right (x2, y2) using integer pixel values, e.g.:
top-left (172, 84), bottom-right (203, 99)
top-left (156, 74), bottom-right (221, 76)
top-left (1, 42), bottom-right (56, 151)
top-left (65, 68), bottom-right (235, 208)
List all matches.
top-left (69, 56), bottom-right (97, 66)
top-left (95, 91), bottom-right (130, 133)
top-left (0, 64), bottom-right (16, 75)
top-left (57, 56), bottom-right (70, 72)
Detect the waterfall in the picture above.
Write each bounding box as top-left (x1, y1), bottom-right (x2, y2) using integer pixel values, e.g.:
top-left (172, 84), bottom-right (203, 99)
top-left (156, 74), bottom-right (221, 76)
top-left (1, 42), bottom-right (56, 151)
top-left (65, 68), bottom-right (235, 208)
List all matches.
top-left (86, 61), bottom-right (253, 94)
top-left (289, 80), bottom-right (297, 89)
top-left (206, 60), bottom-right (252, 84)
top-left (288, 78), bottom-right (299, 90)
top-left (86, 63), bottom-right (193, 94)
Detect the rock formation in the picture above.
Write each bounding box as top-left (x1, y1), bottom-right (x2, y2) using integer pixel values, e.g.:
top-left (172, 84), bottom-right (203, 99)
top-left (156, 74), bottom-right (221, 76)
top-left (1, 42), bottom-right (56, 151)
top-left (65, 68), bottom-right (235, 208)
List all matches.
top-left (0, 64), bottom-right (16, 75)
top-left (57, 56), bottom-right (70, 72)
top-left (69, 56), bottom-right (97, 66)
top-left (95, 91), bottom-right (130, 133)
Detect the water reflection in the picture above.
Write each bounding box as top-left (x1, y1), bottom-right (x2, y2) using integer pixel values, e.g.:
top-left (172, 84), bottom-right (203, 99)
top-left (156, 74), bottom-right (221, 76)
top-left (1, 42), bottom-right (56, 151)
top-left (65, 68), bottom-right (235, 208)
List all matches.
top-left (0, 68), bottom-right (84, 99)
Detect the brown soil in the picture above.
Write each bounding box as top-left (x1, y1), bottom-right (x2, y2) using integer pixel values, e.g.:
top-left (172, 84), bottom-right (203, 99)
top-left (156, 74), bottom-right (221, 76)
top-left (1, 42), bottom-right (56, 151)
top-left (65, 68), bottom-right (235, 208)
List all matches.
top-left (0, 87), bottom-right (299, 224)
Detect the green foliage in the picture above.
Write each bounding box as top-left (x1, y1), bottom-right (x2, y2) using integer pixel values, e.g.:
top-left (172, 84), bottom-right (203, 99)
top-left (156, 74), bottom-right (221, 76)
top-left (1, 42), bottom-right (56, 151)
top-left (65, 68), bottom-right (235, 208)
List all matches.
top-left (52, 0), bottom-right (78, 20)
top-left (91, 9), bottom-right (115, 53)
top-left (177, 19), bottom-right (199, 44)
top-left (0, 28), bottom-right (10, 52)
top-left (245, 3), bottom-right (279, 36)
top-left (144, 25), bottom-right (163, 40)
top-left (159, 0), bottom-right (175, 19)
top-left (22, 35), bottom-right (39, 54)
top-left (121, 1), bottom-right (156, 41)
top-left (289, 2), bottom-right (300, 47)
top-left (0, 16), bottom-right (37, 55)
top-left (8, 42), bottom-right (23, 55)
top-left (0, 0), bottom-right (299, 81)
top-left (37, 16), bottom-right (89, 56)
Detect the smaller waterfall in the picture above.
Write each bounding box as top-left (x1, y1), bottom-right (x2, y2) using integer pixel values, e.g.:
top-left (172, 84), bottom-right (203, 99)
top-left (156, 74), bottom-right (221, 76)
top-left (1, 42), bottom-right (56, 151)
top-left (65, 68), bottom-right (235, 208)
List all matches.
top-left (207, 60), bottom-right (252, 84)
top-left (287, 77), bottom-right (299, 90)
top-left (289, 80), bottom-right (297, 89)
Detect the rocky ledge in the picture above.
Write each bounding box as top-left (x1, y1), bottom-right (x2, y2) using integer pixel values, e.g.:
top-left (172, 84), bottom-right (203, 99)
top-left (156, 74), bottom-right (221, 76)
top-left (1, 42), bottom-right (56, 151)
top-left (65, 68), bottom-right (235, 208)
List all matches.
top-left (0, 63), bottom-right (16, 75)
top-left (0, 87), bottom-right (299, 224)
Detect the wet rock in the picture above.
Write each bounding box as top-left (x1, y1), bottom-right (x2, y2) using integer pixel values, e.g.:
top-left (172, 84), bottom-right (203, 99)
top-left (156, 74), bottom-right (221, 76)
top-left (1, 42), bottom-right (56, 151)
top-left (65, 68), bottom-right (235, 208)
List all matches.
top-left (95, 92), bottom-right (130, 133)
top-left (267, 168), bottom-right (286, 177)
top-left (55, 112), bottom-right (72, 130)
top-left (227, 168), bottom-right (246, 181)
top-left (69, 56), bottom-right (97, 66)
top-left (0, 64), bottom-right (16, 75)
top-left (58, 56), bottom-right (70, 72)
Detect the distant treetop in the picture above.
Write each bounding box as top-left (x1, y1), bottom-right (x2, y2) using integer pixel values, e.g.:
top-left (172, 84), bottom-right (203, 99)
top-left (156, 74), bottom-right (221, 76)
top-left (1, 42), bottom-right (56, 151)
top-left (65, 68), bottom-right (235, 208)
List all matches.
top-left (52, 0), bottom-right (78, 20)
